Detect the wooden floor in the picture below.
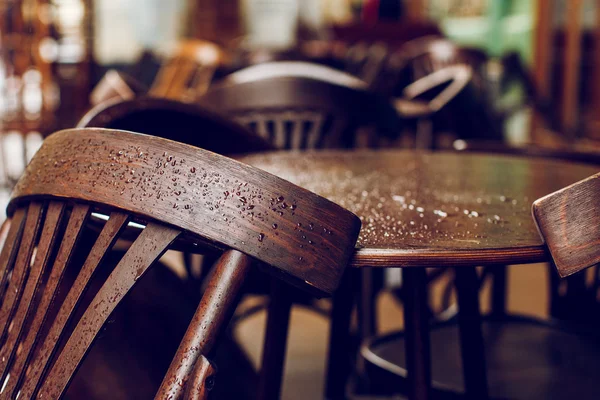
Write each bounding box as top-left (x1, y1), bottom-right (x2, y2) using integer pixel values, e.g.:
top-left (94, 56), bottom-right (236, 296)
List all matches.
top-left (234, 263), bottom-right (549, 400)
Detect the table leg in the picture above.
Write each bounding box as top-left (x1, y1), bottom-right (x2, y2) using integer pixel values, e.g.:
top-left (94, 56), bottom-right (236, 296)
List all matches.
top-left (358, 268), bottom-right (377, 341)
top-left (455, 267), bottom-right (489, 400)
top-left (257, 278), bottom-right (293, 400)
top-left (403, 268), bottom-right (431, 400)
top-left (325, 269), bottom-right (356, 400)
top-left (490, 265), bottom-right (507, 316)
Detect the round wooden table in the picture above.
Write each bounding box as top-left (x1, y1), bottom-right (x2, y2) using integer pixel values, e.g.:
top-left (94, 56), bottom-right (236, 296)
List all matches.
top-left (241, 150), bottom-right (598, 400)
top-left (242, 150), bottom-right (597, 268)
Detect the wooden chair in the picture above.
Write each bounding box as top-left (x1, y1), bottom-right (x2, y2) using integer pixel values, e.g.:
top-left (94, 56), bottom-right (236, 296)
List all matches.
top-left (198, 61), bottom-right (402, 149)
top-left (359, 171), bottom-right (600, 400)
top-left (89, 70), bottom-right (147, 106)
top-left (78, 97), bottom-right (272, 156)
top-left (533, 172), bottom-right (600, 277)
top-left (149, 40), bottom-right (225, 101)
top-left (387, 36), bottom-right (503, 147)
top-left (0, 127), bottom-right (360, 399)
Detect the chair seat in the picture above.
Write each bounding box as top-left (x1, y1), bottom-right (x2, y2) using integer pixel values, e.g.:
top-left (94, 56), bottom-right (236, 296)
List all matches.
top-left (361, 315), bottom-right (600, 399)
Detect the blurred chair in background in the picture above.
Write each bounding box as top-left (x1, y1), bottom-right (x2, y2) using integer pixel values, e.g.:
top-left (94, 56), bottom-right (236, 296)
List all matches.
top-left (149, 39), bottom-right (225, 101)
top-left (198, 61), bottom-right (402, 149)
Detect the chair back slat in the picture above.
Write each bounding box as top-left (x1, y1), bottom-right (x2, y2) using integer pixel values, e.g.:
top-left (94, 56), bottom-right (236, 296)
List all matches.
top-left (533, 172), bottom-right (600, 277)
top-left (2, 204), bottom-right (90, 398)
top-left (19, 211), bottom-right (129, 398)
top-left (0, 203), bottom-right (43, 333)
top-left (38, 222), bottom-right (181, 399)
top-left (199, 64), bottom-right (399, 150)
top-left (0, 127), bottom-right (360, 398)
top-left (0, 209), bottom-right (26, 300)
top-left (0, 202), bottom-right (65, 384)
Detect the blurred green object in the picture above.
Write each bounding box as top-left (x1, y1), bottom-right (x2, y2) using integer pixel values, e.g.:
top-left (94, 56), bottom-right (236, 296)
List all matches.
top-left (430, 0), bottom-right (534, 64)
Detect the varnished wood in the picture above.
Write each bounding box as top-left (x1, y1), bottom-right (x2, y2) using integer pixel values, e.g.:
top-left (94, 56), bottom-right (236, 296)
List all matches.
top-left (0, 203), bottom-right (43, 333)
top-left (2, 128), bottom-right (360, 399)
top-left (242, 150), bottom-right (597, 267)
top-left (0, 202), bottom-right (65, 384)
top-left (2, 205), bottom-right (91, 398)
top-left (156, 250), bottom-right (252, 399)
top-left (19, 211), bottom-right (130, 399)
top-left (183, 355), bottom-right (217, 400)
top-left (532, 172), bottom-right (600, 277)
top-left (77, 97), bottom-right (273, 155)
top-left (37, 222), bottom-right (181, 399)
top-left (11, 129), bottom-right (361, 296)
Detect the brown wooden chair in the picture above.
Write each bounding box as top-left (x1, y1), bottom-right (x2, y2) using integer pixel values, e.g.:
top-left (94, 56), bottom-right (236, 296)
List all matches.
top-left (78, 97), bottom-right (272, 155)
top-left (149, 40), bottom-right (225, 101)
top-left (0, 128), bottom-right (360, 399)
top-left (533, 172), bottom-right (600, 278)
top-left (198, 61), bottom-right (402, 149)
top-left (89, 70), bottom-right (147, 107)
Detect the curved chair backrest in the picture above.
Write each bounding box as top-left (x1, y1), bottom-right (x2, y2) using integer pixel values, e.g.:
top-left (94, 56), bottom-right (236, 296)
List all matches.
top-left (89, 70), bottom-right (147, 106)
top-left (222, 61), bottom-right (368, 89)
top-left (1, 128), bottom-right (360, 399)
top-left (149, 39), bottom-right (224, 101)
top-left (198, 62), bottom-right (401, 149)
top-left (533, 172), bottom-right (600, 278)
top-left (389, 36), bottom-right (488, 92)
top-left (78, 97), bottom-right (273, 155)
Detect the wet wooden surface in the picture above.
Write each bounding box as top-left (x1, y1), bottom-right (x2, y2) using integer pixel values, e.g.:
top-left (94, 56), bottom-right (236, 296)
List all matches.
top-left (533, 172), bottom-right (600, 277)
top-left (241, 150), bottom-right (599, 267)
top-left (11, 128), bottom-right (360, 295)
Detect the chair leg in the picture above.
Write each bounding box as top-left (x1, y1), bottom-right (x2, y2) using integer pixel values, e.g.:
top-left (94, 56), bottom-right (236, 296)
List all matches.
top-left (156, 249), bottom-right (252, 400)
top-left (403, 267), bottom-right (432, 400)
top-left (455, 267), bottom-right (489, 400)
top-left (257, 279), bottom-right (294, 400)
top-left (325, 269), bottom-right (357, 400)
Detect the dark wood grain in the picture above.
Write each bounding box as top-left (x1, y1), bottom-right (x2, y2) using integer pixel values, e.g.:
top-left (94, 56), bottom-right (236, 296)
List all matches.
top-left (532, 172), bottom-right (600, 277)
top-left (37, 222), bottom-right (180, 399)
top-left (11, 128), bottom-right (361, 295)
top-left (19, 211), bottom-right (129, 399)
top-left (242, 150), bottom-right (598, 267)
top-left (156, 250), bottom-right (252, 400)
top-left (0, 202), bottom-right (65, 383)
top-left (183, 355), bottom-right (217, 400)
top-left (0, 203), bottom-right (43, 336)
top-left (2, 205), bottom-right (91, 398)
top-left (1, 127), bottom-right (361, 399)
top-left (78, 97), bottom-right (273, 155)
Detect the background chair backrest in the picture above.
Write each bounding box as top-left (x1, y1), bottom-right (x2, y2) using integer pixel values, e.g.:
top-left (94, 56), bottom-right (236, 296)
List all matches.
top-left (198, 62), bottom-right (401, 149)
top-left (78, 97), bottom-right (273, 155)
